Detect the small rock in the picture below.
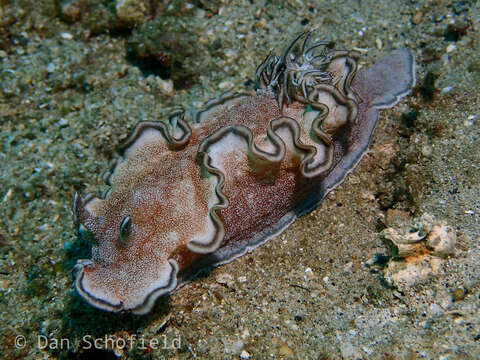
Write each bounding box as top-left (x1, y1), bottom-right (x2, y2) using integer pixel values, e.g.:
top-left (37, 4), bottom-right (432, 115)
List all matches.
top-left (380, 213), bottom-right (456, 262)
top-left (429, 257), bottom-right (444, 273)
top-left (420, 320), bottom-right (430, 329)
top-left (446, 44), bottom-right (456, 53)
top-left (412, 11), bottom-right (423, 25)
top-left (452, 287), bottom-right (467, 302)
top-left (284, 320), bottom-right (299, 331)
top-left (362, 346), bottom-right (374, 356)
top-left (278, 343), bottom-right (294, 356)
top-left (218, 80), bottom-right (234, 90)
top-left (425, 223), bottom-right (456, 258)
top-left (387, 239), bottom-right (425, 258)
top-left (240, 350), bottom-right (251, 359)
top-left (237, 276), bottom-right (247, 283)
top-left (360, 190), bottom-right (375, 201)
top-left (60, 1), bottom-right (81, 22)
top-left (384, 261), bottom-right (433, 288)
top-left (429, 303), bottom-right (444, 317)
top-left (60, 32), bottom-right (73, 40)
top-left (441, 86), bottom-right (454, 94)
top-left (116, 0), bottom-right (149, 25)
top-left (241, 329), bottom-right (250, 339)
top-left (421, 144), bottom-right (433, 157)
top-left (46, 62), bottom-right (55, 73)
top-left (343, 262), bottom-right (354, 274)
top-left (156, 78), bottom-right (174, 96)
top-left (294, 315), bottom-right (303, 322)
top-left (216, 273), bottom-right (235, 288)
top-left (440, 294), bottom-right (453, 310)
top-left (0, 279), bottom-right (8, 291)
top-left (381, 227), bottom-right (425, 258)
top-left (305, 267), bottom-right (315, 279)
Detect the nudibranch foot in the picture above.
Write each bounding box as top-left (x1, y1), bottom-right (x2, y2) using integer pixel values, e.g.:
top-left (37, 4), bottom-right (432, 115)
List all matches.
top-left (73, 32), bottom-right (415, 314)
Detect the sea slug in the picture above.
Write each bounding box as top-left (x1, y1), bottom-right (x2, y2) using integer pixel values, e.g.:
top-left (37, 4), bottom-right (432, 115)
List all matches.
top-left (73, 32), bottom-right (415, 314)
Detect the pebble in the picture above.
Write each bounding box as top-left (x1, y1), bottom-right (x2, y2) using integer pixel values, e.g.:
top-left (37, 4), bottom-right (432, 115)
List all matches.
top-left (224, 49), bottom-right (236, 58)
top-left (237, 276), bottom-right (247, 283)
top-left (278, 343), bottom-right (294, 356)
top-left (305, 267), bottom-right (315, 279)
top-left (343, 262), bottom-right (354, 274)
top-left (412, 10), bottom-right (423, 25)
top-left (362, 346), bottom-right (374, 356)
top-left (284, 319), bottom-right (299, 331)
top-left (440, 293), bottom-right (453, 310)
top-left (60, 32), bottom-right (73, 40)
top-left (46, 62), bottom-right (55, 73)
top-left (116, 0), bottom-right (148, 25)
top-left (0, 279), bottom-right (8, 291)
top-left (240, 350), bottom-right (251, 359)
top-left (425, 223), bottom-right (456, 258)
top-left (446, 44), bottom-right (456, 53)
top-left (216, 273), bottom-right (235, 288)
top-left (429, 303), bottom-right (444, 317)
top-left (157, 78), bottom-right (174, 96)
top-left (421, 144), bottom-right (433, 157)
top-left (420, 320), bottom-right (430, 329)
top-left (452, 287), bottom-right (467, 301)
top-left (218, 80), bottom-right (234, 90)
top-left (441, 86), bottom-right (453, 94)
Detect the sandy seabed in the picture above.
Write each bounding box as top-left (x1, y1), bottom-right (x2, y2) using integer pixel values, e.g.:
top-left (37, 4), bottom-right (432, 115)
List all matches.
top-left (0, 0), bottom-right (479, 359)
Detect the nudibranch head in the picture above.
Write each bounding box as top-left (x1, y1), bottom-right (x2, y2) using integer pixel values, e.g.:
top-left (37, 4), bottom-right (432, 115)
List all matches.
top-left (73, 31), bottom-right (415, 314)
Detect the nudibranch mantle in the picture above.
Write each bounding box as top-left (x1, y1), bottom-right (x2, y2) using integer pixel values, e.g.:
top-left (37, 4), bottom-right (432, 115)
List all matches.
top-left (73, 32), bottom-right (415, 314)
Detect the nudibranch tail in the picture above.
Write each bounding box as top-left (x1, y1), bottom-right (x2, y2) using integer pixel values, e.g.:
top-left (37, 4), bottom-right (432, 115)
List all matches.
top-left (73, 32), bottom-right (415, 314)
top-left (352, 48), bottom-right (416, 109)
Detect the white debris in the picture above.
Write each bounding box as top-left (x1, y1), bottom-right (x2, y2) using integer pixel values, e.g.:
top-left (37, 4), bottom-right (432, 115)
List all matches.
top-left (60, 32), bottom-right (73, 40)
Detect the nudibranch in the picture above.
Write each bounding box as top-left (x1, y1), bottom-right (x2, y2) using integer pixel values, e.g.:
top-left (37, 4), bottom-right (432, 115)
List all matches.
top-left (73, 32), bottom-right (415, 314)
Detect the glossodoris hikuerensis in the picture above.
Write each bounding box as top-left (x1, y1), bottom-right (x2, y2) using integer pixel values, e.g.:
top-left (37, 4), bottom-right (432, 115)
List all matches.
top-left (73, 32), bottom-right (415, 314)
